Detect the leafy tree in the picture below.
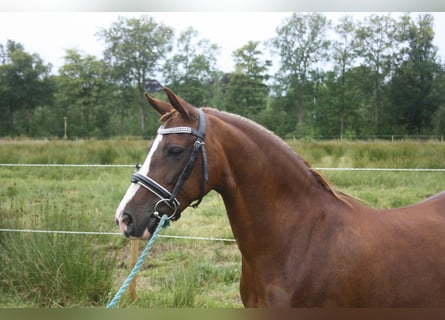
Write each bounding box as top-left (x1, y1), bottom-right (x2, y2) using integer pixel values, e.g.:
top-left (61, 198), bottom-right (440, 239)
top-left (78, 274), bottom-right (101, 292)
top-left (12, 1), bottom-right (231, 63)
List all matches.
top-left (2, 13), bottom-right (445, 140)
top-left (270, 13), bottom-right (330, 132)
top-left (98, 15), bottom-right (174, 135)
top-left (0, 40), bottom-right (53, 135)
top-left (387, 14), bottom-right (443, 134)
top-left (223, 41), bottom-right (271, 119)
top-left (355, 14), bottom-right (397, 136)
top-left (318, 66), bottom-right (375, 138)
top-left (163, 27), bottom-right (220, 106)
top-left (331, 15), bottom-right (359, 138)
top-left (54, 49), bottom-right (114, 137)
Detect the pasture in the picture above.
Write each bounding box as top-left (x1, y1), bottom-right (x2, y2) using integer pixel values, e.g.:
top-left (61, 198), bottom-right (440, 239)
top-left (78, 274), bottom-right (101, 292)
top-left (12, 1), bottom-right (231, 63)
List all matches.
top-left (1, 139), bottom-right (444, 307)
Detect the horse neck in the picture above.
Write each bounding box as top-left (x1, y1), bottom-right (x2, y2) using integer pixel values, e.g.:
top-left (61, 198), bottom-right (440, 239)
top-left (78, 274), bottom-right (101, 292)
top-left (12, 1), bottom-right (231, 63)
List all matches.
top-left (207, 110), bottom-right (347, 258)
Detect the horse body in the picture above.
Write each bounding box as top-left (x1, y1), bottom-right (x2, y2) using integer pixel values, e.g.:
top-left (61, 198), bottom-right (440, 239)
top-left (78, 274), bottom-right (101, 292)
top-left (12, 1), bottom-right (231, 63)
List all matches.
top-left (204, 108), bottom-right (445, 307)
top-left (115, 88), bottom-right (445, 307)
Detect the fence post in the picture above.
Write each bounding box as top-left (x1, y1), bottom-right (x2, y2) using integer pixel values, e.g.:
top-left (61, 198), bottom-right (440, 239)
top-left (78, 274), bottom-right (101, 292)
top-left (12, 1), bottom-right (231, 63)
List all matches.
top-left (129, 240), bottom-right (139, 301)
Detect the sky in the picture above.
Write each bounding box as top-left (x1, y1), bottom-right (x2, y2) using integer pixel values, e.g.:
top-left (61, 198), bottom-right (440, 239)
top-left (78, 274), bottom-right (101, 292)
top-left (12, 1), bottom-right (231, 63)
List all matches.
top-left (1, 12), bottom-right (445, 75)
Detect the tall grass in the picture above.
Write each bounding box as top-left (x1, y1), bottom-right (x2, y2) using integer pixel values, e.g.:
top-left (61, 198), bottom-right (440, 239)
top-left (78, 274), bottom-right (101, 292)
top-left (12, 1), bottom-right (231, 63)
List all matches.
top-left (2, 138), bottom-right (444, 169)
top-left (0, 139), bottom-right (148, 164)
top-left (288, 139), bottom-right (445, 169)
top-left (117, 240), bottom-right (241, 308)
top-left (0, 198), bottom-right (116, 307)
top-left (0, 164), bottom-right (120, 307)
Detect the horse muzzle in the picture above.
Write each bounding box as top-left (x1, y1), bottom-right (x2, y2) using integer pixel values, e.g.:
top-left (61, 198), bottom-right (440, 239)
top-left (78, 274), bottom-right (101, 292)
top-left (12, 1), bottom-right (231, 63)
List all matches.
top-left (116, 210), bottom-right (155, 240)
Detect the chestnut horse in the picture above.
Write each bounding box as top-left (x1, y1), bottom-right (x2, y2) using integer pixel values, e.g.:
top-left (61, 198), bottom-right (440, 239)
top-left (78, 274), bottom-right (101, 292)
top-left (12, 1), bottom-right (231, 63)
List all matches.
top-left (115, 88), bottom-right (445, 307)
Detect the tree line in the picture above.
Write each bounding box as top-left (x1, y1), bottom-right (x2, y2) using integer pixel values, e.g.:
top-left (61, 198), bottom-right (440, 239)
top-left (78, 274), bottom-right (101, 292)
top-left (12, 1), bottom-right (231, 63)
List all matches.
top-left (1, 13), bottom-right (444, 139)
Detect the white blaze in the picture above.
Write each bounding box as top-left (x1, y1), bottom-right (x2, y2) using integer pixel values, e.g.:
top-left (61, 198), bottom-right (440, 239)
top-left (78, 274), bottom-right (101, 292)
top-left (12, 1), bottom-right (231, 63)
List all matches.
top-left (115, 134), bottom-right (163, 223)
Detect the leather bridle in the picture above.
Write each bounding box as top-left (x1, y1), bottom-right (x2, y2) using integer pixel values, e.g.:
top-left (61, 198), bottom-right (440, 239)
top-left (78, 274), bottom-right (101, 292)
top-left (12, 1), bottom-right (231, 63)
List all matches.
top-left (130, 108), bottom-right (208, 221)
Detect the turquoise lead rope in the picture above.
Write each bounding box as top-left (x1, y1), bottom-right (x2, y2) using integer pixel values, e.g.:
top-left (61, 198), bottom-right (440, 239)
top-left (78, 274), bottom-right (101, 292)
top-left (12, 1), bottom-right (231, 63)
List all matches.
top-left (106, 214), bottom-right (170, 308)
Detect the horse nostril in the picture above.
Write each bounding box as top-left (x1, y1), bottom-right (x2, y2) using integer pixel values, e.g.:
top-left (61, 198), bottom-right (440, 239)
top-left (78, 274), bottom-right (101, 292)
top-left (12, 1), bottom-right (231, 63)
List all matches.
top-left (115, 218), bottom-right (119, 226)
top-left (122, 212), bottom-right (133, 226)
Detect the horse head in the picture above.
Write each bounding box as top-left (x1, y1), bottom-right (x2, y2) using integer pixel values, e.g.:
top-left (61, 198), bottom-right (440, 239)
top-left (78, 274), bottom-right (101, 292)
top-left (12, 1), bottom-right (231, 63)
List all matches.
top-left (115, 88), bottom-right (210, 239)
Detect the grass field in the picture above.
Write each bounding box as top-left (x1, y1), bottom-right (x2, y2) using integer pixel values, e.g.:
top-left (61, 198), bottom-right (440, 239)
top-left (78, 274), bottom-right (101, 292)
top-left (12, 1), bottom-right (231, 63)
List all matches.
top-left (0, 139), bottom-right (444, 307)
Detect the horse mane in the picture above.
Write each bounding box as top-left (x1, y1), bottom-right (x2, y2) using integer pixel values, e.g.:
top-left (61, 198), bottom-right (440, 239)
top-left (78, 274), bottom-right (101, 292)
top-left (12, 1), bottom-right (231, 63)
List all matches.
top-left (308, 166), bottom-right (352, 206)
top-left (204, 107), bottom-right (352, 207)
top-left (160, 109), bottom-right (199, 123)
top-left (160, 110), bottom-right (178, 122)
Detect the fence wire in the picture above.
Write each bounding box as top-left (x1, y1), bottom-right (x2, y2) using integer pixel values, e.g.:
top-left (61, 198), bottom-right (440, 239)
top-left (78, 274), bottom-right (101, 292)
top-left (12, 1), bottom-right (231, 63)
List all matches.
top-left (1, 163), bottom-right (444, 172)
top-left (0, 228), bottom-right (236, 242)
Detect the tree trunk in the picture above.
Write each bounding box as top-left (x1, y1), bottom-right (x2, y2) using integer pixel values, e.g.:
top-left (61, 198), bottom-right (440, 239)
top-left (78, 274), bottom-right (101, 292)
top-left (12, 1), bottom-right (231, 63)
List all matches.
top-left (340, 108), bottom-right (345, 139)
top-left (374, 64), bottom-right (380, 137)
top-left (138, 85), bottom-right (146, 135)
top-left (297, 81), bottom-right (304, 127)
top-left (340, 69), bottom-right (346, 139)
top-left (298, 95), bottom-right (304, 127)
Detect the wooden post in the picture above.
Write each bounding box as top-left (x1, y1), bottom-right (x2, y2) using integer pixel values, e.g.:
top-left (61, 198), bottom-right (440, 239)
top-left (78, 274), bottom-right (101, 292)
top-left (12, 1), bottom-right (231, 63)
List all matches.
top-left (129, 240), bottom-right (139, 301)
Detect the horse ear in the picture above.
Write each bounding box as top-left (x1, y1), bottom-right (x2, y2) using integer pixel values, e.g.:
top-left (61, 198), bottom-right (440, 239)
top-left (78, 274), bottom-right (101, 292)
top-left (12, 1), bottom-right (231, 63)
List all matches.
top-left (145, 92), bottom-right (173, 116)
top-left (164, 87), bottom-right (195, 120)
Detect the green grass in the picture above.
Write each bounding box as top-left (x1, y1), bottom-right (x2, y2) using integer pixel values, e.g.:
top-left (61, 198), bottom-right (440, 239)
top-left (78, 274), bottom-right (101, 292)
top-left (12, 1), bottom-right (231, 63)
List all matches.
top-left (0, 166), bottom-right (118, 307)
top-left (0, 139), bottom-right (444, 307)
top-left (288, 139), bottom-right (445, 169)
top-left (0, 139), bottom-right (148, 164)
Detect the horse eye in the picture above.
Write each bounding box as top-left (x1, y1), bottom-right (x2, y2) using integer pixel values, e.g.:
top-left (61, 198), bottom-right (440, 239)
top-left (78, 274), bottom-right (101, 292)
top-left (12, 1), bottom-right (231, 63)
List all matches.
top-left (166, 146), bottom-right (185, 158)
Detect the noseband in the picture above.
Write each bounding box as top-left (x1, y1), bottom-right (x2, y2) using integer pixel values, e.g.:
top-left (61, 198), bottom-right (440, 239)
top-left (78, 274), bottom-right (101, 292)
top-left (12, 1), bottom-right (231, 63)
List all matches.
top-left (130, 108), bottom-right (208, 221)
